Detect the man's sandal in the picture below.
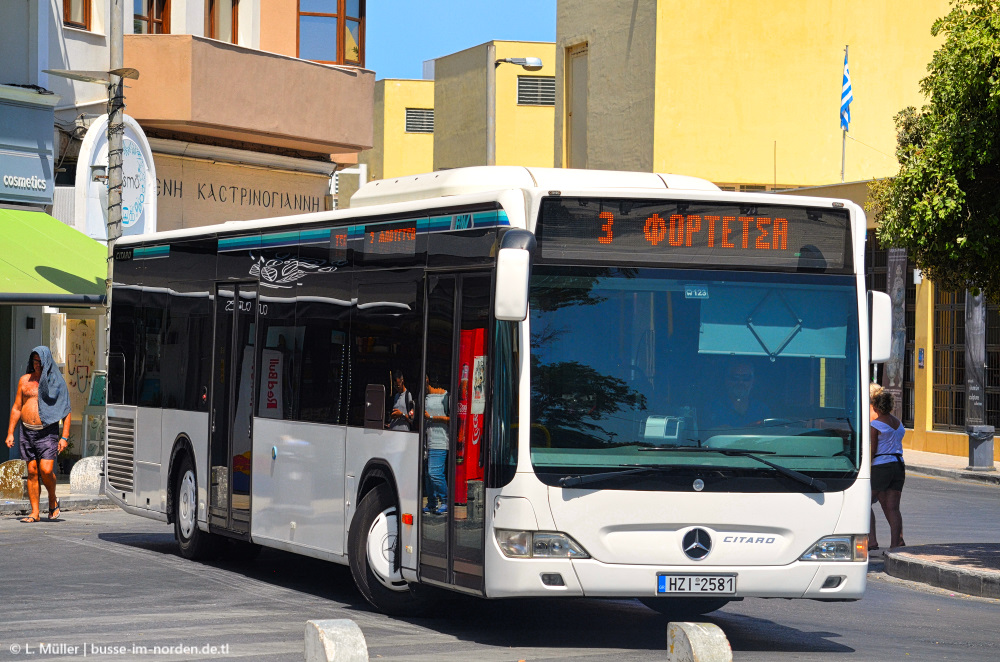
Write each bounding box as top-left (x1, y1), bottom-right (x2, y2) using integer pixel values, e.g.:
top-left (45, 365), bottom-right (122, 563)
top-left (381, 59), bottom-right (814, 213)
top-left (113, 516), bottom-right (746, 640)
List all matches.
top-left (20, 515), bottom-right (40, 523)
top-left (48, 500), bottom-right (61, 520)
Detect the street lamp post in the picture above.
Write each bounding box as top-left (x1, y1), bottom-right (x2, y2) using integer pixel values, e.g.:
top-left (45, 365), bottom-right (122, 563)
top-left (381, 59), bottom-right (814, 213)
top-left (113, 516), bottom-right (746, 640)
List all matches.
top-left (486, 46), bottom-right (543, 166)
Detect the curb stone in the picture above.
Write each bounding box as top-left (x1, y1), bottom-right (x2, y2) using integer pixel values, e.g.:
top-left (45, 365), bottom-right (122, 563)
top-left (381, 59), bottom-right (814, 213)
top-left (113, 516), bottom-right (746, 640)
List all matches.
top-left (884, 551), bottom-right (1000, 599)
top-left (0, 496), bottom-right (115, 516)
top-left (907, 464), bottom-right (1000, 486)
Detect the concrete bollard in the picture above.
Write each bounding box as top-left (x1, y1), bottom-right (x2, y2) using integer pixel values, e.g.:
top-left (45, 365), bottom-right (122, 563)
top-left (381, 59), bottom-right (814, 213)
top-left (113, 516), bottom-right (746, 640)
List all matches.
top-left (70, 456), bottom-right (104, 495)
top-left (667, 622), bottom-right (732, 662)
top-left (0, 460), bottom-right (27, 499)
top-left (304, 619), bottom-right (368, 662)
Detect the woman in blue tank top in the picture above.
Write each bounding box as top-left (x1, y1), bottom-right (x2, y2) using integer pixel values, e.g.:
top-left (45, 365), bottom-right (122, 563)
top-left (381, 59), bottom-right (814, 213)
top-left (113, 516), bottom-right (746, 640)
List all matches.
top-left (869, 383), bottom-right (906, 550)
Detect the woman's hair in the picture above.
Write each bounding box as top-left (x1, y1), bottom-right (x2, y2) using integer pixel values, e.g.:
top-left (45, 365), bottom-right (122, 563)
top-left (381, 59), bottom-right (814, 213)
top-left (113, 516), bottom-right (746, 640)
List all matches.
top-left (871, 386), bottom-right (894, 416)
top-left (869, 382), bottom-right (883, 399)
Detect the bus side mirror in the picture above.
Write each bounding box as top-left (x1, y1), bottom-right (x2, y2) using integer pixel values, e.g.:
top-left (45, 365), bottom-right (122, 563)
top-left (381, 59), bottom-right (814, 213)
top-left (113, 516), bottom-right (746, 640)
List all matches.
top-left (495, 248), bottom-right (531, 321)
top-left (869, 291), bottom-right (891, 364)
top-left (495, 229), bottom-right (536, 322)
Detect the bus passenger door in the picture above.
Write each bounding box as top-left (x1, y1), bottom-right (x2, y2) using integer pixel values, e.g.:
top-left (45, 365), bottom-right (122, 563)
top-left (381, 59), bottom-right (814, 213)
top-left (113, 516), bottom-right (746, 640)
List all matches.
top-left (208, 282), bottom-right (258, 539)
top-left (420, 273), bottom-right (491, 592)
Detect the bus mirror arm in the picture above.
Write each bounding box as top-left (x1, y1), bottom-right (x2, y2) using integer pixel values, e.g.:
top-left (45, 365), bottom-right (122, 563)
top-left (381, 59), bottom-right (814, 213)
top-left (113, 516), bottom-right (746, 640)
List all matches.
top-left (868, 291), bottom-right (891, 364)
top-left (495, 230), bottom-right (536, 322)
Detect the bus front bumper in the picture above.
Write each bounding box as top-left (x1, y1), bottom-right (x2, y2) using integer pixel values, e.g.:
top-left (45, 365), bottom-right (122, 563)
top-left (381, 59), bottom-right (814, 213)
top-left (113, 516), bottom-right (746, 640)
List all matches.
top-left (484, 554), bottom-right (867, 600)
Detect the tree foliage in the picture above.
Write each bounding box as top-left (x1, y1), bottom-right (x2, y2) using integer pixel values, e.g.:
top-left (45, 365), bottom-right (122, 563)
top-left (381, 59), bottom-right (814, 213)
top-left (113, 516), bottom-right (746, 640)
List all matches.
top-left (870, 0), bottom-right (1000, 298)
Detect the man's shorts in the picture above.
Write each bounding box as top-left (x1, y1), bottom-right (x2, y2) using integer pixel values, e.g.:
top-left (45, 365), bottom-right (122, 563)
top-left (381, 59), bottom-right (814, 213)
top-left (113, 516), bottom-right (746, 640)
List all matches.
top-left (872, 460), bottom-right (905, 492)
top-left (19, 423), bottom-right (60, 462)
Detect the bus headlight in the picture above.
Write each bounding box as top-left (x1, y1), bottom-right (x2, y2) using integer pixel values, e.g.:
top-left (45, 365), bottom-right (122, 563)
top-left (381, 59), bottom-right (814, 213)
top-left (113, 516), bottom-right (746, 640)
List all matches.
top-left (495, 530), bottom-right (590, 559)
top-left (800, 535), bottom-right (868, 562)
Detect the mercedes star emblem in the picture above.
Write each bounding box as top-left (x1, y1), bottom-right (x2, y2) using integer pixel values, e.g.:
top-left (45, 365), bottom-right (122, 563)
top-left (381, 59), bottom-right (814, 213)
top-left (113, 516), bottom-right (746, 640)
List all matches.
top-left (682, 528), bottom-right (713, 560)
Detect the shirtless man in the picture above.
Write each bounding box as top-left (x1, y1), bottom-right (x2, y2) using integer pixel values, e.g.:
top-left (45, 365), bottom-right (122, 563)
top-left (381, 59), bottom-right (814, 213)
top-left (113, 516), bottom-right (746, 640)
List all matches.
top-left (5, 347), bottom-right (71, 523)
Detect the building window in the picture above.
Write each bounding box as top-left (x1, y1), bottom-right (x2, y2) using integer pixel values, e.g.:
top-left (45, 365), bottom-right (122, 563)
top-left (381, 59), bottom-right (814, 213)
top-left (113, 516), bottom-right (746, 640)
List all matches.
top-left (405, 108), bottom-right (434, 134)
top-left (134, 0), bottom-right (170, 34)
top-left (208, 0), bottom-right (238, 43)
top-left (298, 0), bottom-right (365, 66)
top-left (64, 0), bottom-right (91, 30)
top-left (933, 289), bottom-right (965, 430)
top-left (517, 76), bottom-right (555, 106)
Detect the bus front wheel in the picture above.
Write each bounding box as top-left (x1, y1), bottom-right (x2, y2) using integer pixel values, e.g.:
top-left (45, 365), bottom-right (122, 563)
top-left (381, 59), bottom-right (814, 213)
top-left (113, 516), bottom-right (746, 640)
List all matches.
top-left (173, 454), bottom-right (220, 561)
top-left (348, 484), bottom-right (428, 615)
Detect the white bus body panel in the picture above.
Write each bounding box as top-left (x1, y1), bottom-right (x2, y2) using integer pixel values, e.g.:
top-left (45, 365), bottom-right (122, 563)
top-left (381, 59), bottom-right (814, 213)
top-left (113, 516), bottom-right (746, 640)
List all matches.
top-left (159, 409), bottom-right (210, 522)
top-left (343, 427), bottom-right (421, 571)
top-left (134, 407), bottom-right (162, 512)
top-left (247, 422), bottom-right (420, 569)
top-left (250, 418), bottom-right (348, 555)
top-left (105, 406), bottom-right (210, 526)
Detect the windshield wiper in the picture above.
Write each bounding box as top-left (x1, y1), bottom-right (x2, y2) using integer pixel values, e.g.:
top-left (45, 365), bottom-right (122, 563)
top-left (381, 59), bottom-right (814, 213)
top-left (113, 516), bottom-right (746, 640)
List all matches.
top-left (637, 446), bottom-right (827, 492)
top-left (558, 464), bottom-right (674, 488)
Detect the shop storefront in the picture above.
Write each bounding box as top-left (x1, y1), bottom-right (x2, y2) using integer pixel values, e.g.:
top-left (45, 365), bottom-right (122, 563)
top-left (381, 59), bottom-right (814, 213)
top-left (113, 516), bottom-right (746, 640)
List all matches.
top-left (1, 84), bottom-right (107, 471)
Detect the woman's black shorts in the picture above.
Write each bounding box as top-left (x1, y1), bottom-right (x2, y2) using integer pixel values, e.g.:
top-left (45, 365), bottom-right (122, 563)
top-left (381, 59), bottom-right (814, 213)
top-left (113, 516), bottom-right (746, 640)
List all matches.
top-left (872, 460), bottom-right (905, 492)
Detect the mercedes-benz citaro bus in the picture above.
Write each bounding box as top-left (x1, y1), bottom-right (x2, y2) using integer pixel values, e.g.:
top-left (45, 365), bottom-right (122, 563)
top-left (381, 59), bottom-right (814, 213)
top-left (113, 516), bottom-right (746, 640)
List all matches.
top-left (106, 166), bottom-right (891, 617)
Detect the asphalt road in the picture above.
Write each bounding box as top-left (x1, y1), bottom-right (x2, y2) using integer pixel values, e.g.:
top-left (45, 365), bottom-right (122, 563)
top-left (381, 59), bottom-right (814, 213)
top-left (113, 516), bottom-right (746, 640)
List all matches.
top-left (0, 474), bottom-right (997, 662)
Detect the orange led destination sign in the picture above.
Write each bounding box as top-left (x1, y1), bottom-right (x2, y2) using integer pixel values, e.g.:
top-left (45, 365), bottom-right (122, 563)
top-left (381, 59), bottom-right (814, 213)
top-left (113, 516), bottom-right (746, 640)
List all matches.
top-left (537, 198), bottom-right (851, 272)
top-left (363, 220), bottom-right (417, 257)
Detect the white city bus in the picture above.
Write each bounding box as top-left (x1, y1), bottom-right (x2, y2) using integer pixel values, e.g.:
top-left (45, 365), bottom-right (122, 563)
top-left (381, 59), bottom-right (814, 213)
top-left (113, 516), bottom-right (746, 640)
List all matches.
top-left (106, 166), bottom-right (891, 616)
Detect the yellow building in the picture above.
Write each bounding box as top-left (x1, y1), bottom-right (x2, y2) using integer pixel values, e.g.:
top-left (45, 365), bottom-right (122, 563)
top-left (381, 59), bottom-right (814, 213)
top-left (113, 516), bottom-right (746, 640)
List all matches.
top-left (555, 0), bottom-right (948, 189)
top-left (360, 79), bottom-right (436, 182)
top-left (345, 41), bottom-right (556, 206)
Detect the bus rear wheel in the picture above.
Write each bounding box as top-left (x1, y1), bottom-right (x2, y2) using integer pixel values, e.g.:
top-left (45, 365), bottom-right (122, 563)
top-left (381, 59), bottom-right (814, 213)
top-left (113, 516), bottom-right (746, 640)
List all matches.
top-left (639, 597), bottom-right (732, 619)
top-left (173, 454), bottom-right (220, 560)
top-left (348, 484), bottom-right (428, 615)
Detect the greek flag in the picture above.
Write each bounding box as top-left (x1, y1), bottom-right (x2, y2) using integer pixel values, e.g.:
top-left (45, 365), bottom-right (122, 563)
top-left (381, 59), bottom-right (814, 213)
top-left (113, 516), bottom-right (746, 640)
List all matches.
top-left (840, 50), bottom-right (853, 131)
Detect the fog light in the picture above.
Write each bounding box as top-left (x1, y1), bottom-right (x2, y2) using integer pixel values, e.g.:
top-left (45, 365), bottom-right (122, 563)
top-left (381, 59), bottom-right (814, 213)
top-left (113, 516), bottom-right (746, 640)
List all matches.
top-left (821, 575), bottom-right (844, 589)
top-left (541, 573), bottom-right (565, 586)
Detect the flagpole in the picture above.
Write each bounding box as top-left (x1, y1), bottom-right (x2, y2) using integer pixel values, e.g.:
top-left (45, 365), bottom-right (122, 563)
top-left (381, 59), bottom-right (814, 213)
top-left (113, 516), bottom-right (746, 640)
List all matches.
top-left (841, 45), bottom-right (848, 183)
top-left (841, 129), bottom-right (846, 183)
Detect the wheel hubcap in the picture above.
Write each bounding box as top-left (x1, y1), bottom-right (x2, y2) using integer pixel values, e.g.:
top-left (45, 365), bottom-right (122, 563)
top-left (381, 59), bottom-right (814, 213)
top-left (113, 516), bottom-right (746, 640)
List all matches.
top-left (367, 507), bottom-right (407, 591)
top-left (179, 470), bottom-right (196, 539)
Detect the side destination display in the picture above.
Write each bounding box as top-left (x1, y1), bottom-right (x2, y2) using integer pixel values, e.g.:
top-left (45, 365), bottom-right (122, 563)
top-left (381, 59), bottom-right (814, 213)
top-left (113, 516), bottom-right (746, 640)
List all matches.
top-left (537, 197), bottom-right (852, 272)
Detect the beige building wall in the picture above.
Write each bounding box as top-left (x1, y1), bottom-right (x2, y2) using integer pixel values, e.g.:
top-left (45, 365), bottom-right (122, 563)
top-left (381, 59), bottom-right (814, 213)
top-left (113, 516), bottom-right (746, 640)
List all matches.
top-left (360, 79), bottom-right (435, 181)
top-left (434, 44), bottom-right (489, 170)
top-left (556, 0), bottom-right (657, 172)
top-left (558, 0), bottom-right (948, 186)
top-left (435, 41), bottom-right (556, 170)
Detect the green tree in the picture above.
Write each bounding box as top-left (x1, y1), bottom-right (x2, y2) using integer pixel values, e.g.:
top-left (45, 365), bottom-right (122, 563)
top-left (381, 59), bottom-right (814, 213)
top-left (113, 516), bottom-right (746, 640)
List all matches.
top-left (871, 0), bottom-right (1000, 298)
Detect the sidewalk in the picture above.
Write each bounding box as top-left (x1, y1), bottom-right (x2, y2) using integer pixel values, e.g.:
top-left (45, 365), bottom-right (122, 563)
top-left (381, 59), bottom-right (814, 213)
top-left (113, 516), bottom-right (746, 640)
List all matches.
top-left (0, 478), bottom-right (113, 517)
top-left (881, 449), bottom-right (1000, 599)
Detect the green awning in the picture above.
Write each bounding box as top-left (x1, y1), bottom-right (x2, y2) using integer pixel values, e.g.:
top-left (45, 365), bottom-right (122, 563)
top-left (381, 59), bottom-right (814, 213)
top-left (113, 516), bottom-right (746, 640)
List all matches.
top-left (0, 208), bottom-right (106, 306)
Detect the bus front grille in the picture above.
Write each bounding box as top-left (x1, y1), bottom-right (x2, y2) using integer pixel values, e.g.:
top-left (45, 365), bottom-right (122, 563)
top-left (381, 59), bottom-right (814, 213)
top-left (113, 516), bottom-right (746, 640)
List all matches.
top-left (106, 416), bottom-right (135, 493)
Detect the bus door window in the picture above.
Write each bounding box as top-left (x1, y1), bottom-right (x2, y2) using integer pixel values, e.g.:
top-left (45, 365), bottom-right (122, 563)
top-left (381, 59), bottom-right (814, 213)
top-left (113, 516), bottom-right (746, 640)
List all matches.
top-left (452, 274), bottom-right (490, 591)
top-left (420, 276), bottom-right (455, 582)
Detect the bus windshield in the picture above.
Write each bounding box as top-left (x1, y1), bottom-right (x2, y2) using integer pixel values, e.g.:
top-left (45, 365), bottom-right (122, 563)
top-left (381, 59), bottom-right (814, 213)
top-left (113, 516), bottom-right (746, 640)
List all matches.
top-left (528, 266), bottom-right (862, 490)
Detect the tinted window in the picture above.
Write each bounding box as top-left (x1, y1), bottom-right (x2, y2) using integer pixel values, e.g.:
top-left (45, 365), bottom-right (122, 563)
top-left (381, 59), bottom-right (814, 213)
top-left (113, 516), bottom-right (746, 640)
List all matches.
top-left (349, 270), bottom-right (424, 426)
